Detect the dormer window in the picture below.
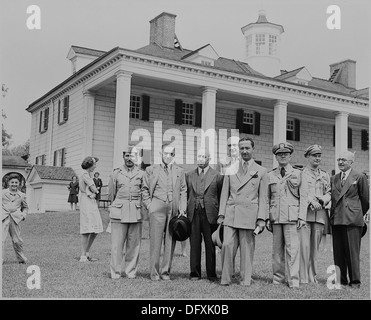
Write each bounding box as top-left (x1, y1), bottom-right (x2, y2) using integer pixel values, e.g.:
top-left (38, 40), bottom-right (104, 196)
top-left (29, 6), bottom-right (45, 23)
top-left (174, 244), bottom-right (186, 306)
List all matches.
top-left (201, 60), bottom-right (212, 66)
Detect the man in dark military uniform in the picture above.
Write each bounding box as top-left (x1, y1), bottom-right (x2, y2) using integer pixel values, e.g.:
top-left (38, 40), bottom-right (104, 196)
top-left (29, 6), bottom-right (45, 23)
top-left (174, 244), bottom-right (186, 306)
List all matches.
top-left (266, 142), bottom-right (307, 288)
top-left (108, 146), bottom-right (145, 280)
top-left (299, 144), bottom-right (331, 284)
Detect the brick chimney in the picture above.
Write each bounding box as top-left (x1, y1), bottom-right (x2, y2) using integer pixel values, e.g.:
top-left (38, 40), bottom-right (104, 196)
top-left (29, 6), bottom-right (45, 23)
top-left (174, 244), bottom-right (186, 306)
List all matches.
top-left (329, 59), bottom-right (356, 89)
top-left (149, 12), bottom-right (177, 49)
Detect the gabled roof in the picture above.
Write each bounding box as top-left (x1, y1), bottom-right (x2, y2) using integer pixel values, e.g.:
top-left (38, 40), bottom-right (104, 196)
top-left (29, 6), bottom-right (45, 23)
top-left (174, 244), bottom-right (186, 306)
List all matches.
top-left (30, 165), bottom-right (76, 181)
top-left (71, 45), bottom-right (106, 57)
top-left (2, 155), bottom-right (29, 168)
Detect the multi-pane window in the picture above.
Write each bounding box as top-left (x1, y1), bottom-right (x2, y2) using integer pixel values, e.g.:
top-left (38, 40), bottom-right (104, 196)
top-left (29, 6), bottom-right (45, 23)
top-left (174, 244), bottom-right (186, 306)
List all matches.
top-left (243, 111), bottom-right (254, 125)
top-left (201, 60), bottom-right (211, 66)
top-left (130, 95), bottom-right (141, 119)
top-left (58, 96), bottom-right (69, 124)
top-left (286, 119), bottom-right (294, 140)
top-left (53, 148), bottom-right (66, 167)
top-left (35, 155), bottom-right (46, 165)
top-left (39, 108), bottom-right (49, 133)
top-left (182, 103), bottom-right (194, 125)
top-left (255, 34), bottom-right (265, 55)
top-left (269, 35), bottom-right (277, 55)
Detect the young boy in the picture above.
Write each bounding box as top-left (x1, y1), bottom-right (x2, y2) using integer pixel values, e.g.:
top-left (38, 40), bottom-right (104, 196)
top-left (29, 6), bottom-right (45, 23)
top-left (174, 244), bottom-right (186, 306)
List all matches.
top-left (2, 173), bottom-right (29, 263)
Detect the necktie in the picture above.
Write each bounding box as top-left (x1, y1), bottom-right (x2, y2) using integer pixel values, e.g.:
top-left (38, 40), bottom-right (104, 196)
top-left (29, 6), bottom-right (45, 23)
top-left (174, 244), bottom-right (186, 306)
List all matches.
top-left (164, 165), bottom-right (169, 175)
top-left (280, 167), bottom-right (285, 178)
top-left (341, 173), bottom-right (346, 187)
top-left (243, 162), bottom-right (248, 175)
top-left (200, 168), bottom-right (204, 176)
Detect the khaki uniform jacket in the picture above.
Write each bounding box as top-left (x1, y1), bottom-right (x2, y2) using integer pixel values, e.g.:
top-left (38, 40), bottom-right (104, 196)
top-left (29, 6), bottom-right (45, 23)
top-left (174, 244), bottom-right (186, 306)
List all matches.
top-left (301, 167), bottom-right (331, 224)
top-left (2, 189), bottom-right (28, 224)
top-left (108, 166), bottom-right (146, 222)
top-left (218, 160), bottom-right (268, 230)
top-left (142, 163), bottom-right (187, 217)
top-left (330, 169), bottom-right (369, 227)
top-left (268, 164), bottom-right (307, 224)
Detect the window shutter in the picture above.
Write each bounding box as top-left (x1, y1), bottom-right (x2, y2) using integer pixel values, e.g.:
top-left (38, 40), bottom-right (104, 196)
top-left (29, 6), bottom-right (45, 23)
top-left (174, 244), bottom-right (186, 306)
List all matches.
top-left (39, 110), bottom-right (43, 132)
top-left (42, 154), bottom-right (46, 165)
top-left (58, 100), bottom-right (61, 124)
top-left (141, 94), bottom-right (150, 121)
top-left (333, 126), bottom-right (335, 146)
top-left (236, 109), bottom-right (244, 133)
top-left (44, 108), bottom-right (49, 131)
top-left (194, 102), bottom-right (202, 127)
top-left (61, 148), bottom-right (66, 167)
top-left (361, 130), bottom-right (369, 151)
top-left (63, 96), bottom-right (69, 121)
top-left (174, 99), bottom-right (183, 125)
top-left (294, 119), bottom-right (300, 141)
top-left (35, 157), bottom-right (39, 165)
top-left (348, 127), bottom-right (352, 149)
top-left (254, 111), bottom-right (260, 135)
top-left (54, 151), bottom-right (58, 166)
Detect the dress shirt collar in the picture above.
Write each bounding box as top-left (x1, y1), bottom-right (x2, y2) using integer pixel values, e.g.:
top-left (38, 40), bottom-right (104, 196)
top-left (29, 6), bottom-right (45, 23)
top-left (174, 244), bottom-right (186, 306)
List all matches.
top-left (198, 165), bottom-right (209, 175)
top-left (341, 168), bottom-right (352, 180)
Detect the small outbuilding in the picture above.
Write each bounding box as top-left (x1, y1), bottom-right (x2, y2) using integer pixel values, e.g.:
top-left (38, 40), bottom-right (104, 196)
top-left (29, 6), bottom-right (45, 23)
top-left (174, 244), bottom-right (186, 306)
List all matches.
top-left (2, 155), bottom-right (31, 192)
top-left (26, 165), bottom-right (77, 213)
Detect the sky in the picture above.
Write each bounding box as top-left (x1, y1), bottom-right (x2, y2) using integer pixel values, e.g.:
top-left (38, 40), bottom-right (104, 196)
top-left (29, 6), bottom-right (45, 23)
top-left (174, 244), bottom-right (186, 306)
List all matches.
top-left (1, 0), bottom-right (370, 147)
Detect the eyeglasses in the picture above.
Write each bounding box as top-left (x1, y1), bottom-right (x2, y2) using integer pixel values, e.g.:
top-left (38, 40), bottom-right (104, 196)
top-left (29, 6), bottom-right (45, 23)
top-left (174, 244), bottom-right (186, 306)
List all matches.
top-left (337, 158), bottom-right (350, 162)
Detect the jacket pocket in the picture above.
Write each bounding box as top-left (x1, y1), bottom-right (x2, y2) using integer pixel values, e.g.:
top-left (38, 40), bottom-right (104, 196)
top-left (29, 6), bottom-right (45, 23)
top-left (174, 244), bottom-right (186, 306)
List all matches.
top-left (288, 204), bottom-right (299, 221)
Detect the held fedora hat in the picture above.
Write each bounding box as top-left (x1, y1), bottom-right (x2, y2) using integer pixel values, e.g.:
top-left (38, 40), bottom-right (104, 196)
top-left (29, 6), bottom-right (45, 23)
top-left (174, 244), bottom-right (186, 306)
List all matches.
top-left (362, 223), bottom-right (367, 238)
top-left (212, 224), bottom-right (224, 249)
top-left (169, 215), bottom-right (191, 241)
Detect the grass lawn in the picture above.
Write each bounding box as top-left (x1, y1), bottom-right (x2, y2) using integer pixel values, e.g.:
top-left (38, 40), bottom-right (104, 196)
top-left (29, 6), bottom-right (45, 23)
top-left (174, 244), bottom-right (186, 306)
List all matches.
top-left (2, 209), bottom-right (370, 299)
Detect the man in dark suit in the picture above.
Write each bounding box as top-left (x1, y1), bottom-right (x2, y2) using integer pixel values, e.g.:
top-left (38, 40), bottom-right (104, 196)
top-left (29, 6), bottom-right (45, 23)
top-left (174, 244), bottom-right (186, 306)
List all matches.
top-left (186, 148), bottom-right (224, 282)
top-left (330, 151), bottom-right (369, 288)
top-left (142, 143), bottom-right (187, 281)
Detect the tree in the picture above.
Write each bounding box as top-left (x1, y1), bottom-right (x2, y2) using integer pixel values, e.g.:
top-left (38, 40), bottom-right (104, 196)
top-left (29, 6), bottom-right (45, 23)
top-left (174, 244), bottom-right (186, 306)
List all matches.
top-left (2, 84), bottom-right (12, 148)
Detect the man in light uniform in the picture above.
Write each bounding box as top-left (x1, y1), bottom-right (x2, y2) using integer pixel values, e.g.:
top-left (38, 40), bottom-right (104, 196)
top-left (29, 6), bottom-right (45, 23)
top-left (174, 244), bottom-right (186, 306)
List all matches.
top-left (108, 146), bottom-right (145, 279)
top-left (266, 142), bottom-right (307, 288)
top-left (299, 144), bottom-right (331, 284)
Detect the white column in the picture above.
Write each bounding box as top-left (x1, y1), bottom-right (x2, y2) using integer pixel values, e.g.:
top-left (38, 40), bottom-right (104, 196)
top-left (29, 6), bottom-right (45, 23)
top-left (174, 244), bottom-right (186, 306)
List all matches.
top-left (201, 87), bottom-right (217, 164)
top-left (82, 90), bottom-right (95, 158)
top-left (113, 70), bottom-right (132, 168)
top-left (334, 111), bottom-right (349, 173)
top-left (273, 100), bottom-right (288, 166)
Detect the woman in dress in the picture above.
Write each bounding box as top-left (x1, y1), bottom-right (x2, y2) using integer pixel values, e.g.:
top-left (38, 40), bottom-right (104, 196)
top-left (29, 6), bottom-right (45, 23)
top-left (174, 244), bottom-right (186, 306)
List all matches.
top-left (93, 172), bottom-right (103, 206)
top-left (79, 156), bottom-right (103, 262)
top-left (67, 175), bottom-right (79, 210)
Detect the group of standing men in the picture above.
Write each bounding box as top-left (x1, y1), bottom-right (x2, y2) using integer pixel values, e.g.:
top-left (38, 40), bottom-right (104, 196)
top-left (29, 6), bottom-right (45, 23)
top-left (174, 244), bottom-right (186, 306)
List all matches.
top-left (101, 136), bottom-right (369, 289)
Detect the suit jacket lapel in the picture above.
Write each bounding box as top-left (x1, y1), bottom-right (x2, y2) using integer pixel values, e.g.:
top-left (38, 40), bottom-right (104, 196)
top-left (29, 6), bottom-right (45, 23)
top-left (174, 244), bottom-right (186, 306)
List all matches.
top-left (338, 170), bottom-right (356, 199)
top-left (150, 165), bottom-right (160, 196)
top-left (204, 168), bottom-right (216, 192)
top-left (191, 169), bottom-right (198, 192)
top-left (238, 161), bottom-right (258, 190)
top-left (334, 173), bottom-right (342, 192)
top-left (235, 160), bottom-right (243, 182)
top-left (172, 164), bottom-right (179, 187)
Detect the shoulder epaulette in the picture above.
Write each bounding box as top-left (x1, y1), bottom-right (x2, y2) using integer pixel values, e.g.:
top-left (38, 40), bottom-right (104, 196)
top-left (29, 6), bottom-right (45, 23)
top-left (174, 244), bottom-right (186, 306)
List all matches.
top-left (293, 165), bottom-right (304, 171)
top-left (268, 167), bottom-right (277, 173)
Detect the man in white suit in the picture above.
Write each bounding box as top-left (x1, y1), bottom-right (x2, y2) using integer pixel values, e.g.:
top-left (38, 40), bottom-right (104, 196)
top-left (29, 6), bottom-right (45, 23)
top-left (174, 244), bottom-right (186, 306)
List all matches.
top-left (217, 137), bottom-right (268, 286)
top-left (142, 143), bottom-right (187, 281)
